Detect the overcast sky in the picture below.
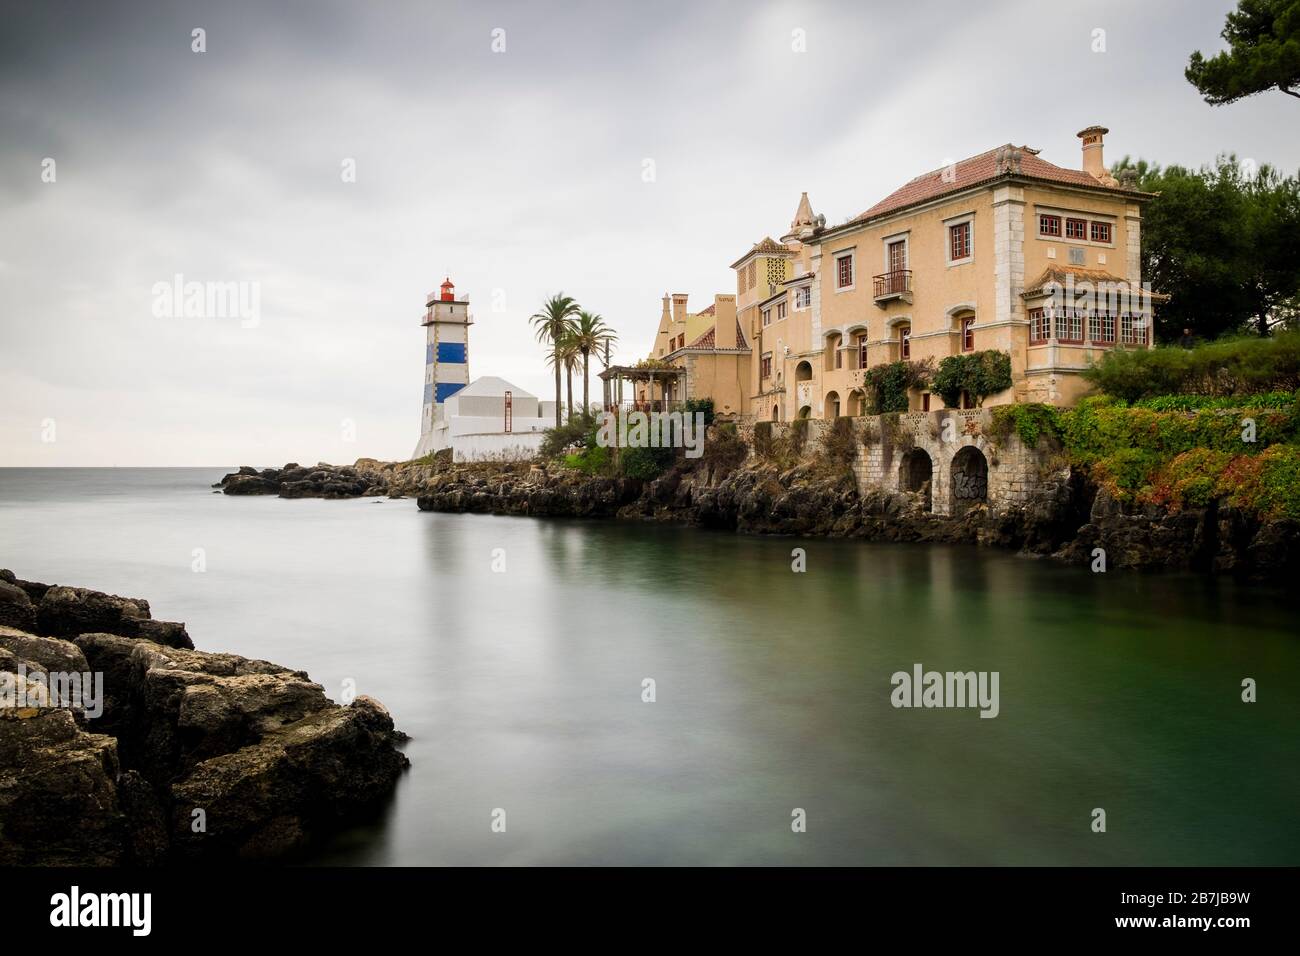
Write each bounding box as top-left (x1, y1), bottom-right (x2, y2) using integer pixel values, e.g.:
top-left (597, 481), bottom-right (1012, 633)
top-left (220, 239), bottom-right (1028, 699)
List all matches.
top-left (1, 0), bottom-right (1293, 466)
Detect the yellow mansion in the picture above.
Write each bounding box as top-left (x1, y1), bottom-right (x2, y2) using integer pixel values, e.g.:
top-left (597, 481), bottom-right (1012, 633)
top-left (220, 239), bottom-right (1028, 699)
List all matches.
top-left (638, 126), bottom-right (1158, 420)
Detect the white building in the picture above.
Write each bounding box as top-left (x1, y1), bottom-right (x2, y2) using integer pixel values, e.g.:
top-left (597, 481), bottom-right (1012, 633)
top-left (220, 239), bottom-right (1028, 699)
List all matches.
top-left (412, 278), bottom-right (557, 462)
top-left (425, 376), bottom-right (556, 462)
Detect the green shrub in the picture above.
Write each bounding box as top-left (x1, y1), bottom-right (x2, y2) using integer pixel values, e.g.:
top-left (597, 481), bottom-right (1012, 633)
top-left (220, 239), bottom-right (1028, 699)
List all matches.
top-left (989, 403), bottom-right (1062, 448)
top-left (1150, 448), bottom-right (1234, 509)
top-left (621, 444), bottom-right (674, 481)
top-left (1217, 445), bottom-right (1300, 522)
top-left (863, 360), bottom-right (932, 413)
top-left (931, 350), bottom-right (1012, 408)
top-left (1084, 332), bottom-right (1300, 401)
top-left (701, 423), bottom-right (748, 475)
top-left (752, 421), bottom-right (774, 458)
top-left (683, 398), bottom-right (715, 427)
top-left (540, 415), bottom-right (596, 459)
top-left (1133, 390), bottom-right (1298, 412)
top-left (1091, 448), bottom-right (1166, 501)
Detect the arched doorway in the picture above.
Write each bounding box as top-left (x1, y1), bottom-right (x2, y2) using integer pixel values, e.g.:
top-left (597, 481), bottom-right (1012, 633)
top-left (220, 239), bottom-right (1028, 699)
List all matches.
top-left (797, 405), bottom-right (811, 419)
top-left (824, 333), bottom-right (842, 371)
top-left (847, 388), bottom-right (866, 416)
top-left (772, 404), bottom-right (780, 422)
top-left (899, 448), bottom-right (933, 511)
top-left (824, 391), bottom-right (840, 418)
top-left (950, 446), bottom-right (988, 515)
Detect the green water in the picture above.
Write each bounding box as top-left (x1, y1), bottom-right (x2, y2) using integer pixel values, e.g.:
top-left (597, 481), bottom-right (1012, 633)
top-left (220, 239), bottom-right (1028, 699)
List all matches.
top-left (1, 469), bottom-right (1296, 865)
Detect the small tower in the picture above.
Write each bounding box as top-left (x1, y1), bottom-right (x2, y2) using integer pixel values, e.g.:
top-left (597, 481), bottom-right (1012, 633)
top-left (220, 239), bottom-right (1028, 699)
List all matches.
top-left (412, 277), bottom-right (472, 458)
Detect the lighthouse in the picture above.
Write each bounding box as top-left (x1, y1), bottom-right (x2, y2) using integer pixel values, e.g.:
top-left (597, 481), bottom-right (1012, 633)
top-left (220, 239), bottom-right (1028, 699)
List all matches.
top-left (412, 277), bottom-right (472, 458)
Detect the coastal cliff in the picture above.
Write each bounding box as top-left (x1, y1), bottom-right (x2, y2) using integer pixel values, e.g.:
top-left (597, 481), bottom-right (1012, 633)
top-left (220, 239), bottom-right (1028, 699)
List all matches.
top-left (214, 448), bottom-right (1298, 582)
top-left (0, 570), bottom-right (407, 865)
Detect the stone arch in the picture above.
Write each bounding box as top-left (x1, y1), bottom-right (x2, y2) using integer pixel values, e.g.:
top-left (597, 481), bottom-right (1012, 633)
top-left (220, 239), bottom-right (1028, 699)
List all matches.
top-left (795, 360), bottom-right (813, 382)
top-left (899, 448), bottom-right (933, 511)
top-left (824, 390), bottom-right (840, 419)
top-left (772, 404), bottom-right (780, 422)
top-left (847, 388), bottom-right (866, 416)
top-left (797, 405), bottom-right (812, 419)
top-left (950, 445), bottom-right (988, 515)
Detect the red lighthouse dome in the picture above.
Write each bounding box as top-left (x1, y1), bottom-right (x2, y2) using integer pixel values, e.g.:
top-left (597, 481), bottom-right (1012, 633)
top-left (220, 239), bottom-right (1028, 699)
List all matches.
top-left (439, 277), bottom-right (455, 302)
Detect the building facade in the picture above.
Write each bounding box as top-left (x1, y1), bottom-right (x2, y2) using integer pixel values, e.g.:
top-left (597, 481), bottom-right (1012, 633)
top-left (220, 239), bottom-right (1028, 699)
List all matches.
top-left (716, 126), bottom-right (1159, 422)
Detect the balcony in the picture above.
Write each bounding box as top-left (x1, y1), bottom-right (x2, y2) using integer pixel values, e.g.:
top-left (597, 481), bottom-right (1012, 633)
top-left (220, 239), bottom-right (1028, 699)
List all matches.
top-left (873, 269), bottom-right (912, 306)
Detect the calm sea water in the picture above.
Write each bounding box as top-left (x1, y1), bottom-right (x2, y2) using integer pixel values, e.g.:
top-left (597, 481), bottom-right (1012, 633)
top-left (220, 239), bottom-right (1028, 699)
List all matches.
top-left (1, 467), bottom-right (1297, 866)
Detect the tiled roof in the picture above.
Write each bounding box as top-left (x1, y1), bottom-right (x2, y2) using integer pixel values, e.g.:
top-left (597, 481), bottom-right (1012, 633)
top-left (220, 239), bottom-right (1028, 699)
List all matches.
top-left (854, 145), bottom-right (1129, 222)
top-left (1022, 266), bottom-right (1170, 302)
top-left (697, 303), bottom-right (716, 317)
top-left (687, 321), bottom-right (749, 351)
top-left (729, 236), bottom-right (790, 268)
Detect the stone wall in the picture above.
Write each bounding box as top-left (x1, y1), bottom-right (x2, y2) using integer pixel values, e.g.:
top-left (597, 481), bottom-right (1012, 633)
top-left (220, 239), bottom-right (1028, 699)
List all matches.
top-left (740, 409), bottom-right (1056, 517)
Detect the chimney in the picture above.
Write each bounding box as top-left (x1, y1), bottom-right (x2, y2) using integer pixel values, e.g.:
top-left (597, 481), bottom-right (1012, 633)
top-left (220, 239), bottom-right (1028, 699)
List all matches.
top-left (713, 295), bottom-right (737, 350)
top-left (671, 293), bottom-right (688, 328)
top-left (658, 294), bottom-right (671, 335)
top-left (1077, 126), bottom-right (1108, 179)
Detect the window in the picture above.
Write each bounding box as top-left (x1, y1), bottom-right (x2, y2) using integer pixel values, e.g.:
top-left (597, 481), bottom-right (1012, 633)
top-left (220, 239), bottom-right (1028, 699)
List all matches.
top-left (1090, 221), bottom-right (1112, 243)
top-left (1065, 218), bottom-right (1087, 240)
top-left (1068, 247), bottom-right (1086, 265)
top-left (1029, 307), bottom-right (1050, 343)
top-left (762, 308), bottom-right (771, 327)
top-left (1092, 312), bottom-right (1116, 343)
top-left (1055, 309), bottom-right (1084, 343)
top-left (961, 315), bottom-right (975, 352)
top-left (1120, 313), bottom-right (1147, 345)
top-left (922, 393), bottom-right (931, 412)
top-left (776, 301), bottom-right (788, 321)
top-left (835, 347), bottom-right (843, 369)
top-left (1039, 214), bottom-right (1062, 237)
top-left (761, 352), bottom-right (773, 379)
top-left (836, 253), bottom-right (854, 289)
top-left (949, 221), bottom-right (971, 261)
top-left (887, 240), bottom-right (906, 273)
top-left (856, 334), bottom-right (868, 369)
top-left (794, 286), bottom-right (811, 309)
top-left (900, 325), bottom-right (911, 359)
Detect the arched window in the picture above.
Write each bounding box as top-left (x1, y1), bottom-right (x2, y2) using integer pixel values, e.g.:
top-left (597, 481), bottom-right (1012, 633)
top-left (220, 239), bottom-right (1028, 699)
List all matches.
top-left (824, 391), bottom-right (840, 419)
top-left (825, 333), bottom-right (842, 372)
top-left (900, 324), bottom-right (911, 360)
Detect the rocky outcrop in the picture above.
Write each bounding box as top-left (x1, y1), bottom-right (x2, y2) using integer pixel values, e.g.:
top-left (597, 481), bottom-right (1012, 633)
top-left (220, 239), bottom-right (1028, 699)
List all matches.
top-left (215, 459), bottom-right (439, 499)
top-left (0, 571), bottom-right (407, 865)
top-left (411, 459), bottom-right (1298, 583)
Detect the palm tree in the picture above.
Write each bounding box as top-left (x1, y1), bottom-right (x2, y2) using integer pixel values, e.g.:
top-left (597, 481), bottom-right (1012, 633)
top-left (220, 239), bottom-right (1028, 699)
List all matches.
top-left (531, 293), bottom-right (580, 426)
top-left (545, 332), bottom-right (581, 422)
top-left (570, 311), bottom-right (617, 418)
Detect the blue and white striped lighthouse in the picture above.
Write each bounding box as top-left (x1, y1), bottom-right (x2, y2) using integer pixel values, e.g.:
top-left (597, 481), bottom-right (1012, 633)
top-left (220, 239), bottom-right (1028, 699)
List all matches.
top-left (412, 277), bottom-right (471, 458)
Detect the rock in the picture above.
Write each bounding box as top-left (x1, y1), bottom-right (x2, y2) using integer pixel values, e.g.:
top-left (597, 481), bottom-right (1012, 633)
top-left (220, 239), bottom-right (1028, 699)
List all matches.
top-left (30, 584), bottom-right (192, 648)
top-left (0, 708), bottom-right (127, 866)
top-left (0, 580), bottom-right (36, 632)
top-left (169, 696), bottom-right (408, 860)
top-left (222, 474), bottom-right (281, 495)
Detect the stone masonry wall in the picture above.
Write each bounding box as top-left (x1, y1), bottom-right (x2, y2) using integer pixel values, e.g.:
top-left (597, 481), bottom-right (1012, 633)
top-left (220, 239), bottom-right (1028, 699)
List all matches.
top-left (738, 409), bottom-right (1055, 517)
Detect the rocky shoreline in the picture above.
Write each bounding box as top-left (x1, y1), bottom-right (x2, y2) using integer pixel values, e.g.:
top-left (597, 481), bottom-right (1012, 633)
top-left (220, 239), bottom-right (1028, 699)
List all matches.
top-left (0, 570), bottom-right (407, 865)
top-left (217, 455), bottom-right (1298, 582)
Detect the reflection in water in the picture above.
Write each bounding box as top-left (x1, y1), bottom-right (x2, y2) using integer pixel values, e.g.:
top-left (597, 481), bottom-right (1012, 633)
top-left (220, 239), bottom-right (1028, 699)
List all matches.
top-left (0, 468), bottom-right (1297, 865)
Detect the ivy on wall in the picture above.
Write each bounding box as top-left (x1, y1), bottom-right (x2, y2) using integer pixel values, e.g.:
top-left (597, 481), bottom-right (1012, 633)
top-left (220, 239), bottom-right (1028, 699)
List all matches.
top-left (863, 360), bottom-right (933, 413)
top-left (931, 351), bottom-right (1012, 408)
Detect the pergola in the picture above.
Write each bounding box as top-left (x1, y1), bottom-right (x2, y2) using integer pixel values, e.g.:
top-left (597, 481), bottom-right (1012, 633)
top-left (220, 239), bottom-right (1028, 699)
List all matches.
top-left (598, 364), bottom-right (686, 412)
